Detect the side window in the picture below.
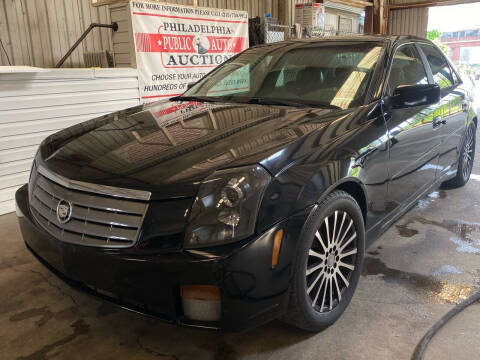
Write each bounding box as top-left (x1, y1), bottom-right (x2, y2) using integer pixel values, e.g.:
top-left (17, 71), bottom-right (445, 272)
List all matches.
top-left (419, 44), bottom-right (455, 88)
top-left (451, 66), bottom-right (460, 84)
top-left (388, 44), bottom-right (428, 95)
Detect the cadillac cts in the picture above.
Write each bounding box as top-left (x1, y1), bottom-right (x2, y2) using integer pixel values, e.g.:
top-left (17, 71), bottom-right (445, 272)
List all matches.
top-left (16, 35), bottom-right (477, 331)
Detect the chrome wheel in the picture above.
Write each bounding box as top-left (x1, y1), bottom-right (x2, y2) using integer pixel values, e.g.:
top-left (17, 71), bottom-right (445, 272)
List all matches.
top-left (462, 125), bottom-right (475, 180)
top-left (306, 210), bottom-right (357, 313)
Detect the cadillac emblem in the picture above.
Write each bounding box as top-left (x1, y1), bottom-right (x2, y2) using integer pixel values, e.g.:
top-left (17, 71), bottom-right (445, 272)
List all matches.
top-left (56, 200), bottom-right (73, 224)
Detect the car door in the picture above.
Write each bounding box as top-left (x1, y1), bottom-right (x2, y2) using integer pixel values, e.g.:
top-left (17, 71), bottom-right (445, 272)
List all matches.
top-left (383, 43), bottom-right (443, 210)
top-left (418, 43), bottom-right (468, 178)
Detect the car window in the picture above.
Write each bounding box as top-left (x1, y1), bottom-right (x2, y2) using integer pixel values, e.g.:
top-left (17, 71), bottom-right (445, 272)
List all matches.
top-left (451, 67), bottom-right (460, 84)
top-left (188, 42), bottom-right (384, 109)
top-left (388, 44), bottom-right (428, 95)
top-left (208, 63), bottom-right (251, 96)
top-left (419, 44), bottom-right (455, 88)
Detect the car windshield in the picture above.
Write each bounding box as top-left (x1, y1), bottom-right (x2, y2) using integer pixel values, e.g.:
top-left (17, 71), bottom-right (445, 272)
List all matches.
top-left (182, 41), bottom-right (384, 109)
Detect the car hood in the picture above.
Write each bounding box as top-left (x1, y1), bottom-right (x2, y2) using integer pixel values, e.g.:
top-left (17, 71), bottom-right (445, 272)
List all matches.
top-left (39, 100), bottom-right (356, 200)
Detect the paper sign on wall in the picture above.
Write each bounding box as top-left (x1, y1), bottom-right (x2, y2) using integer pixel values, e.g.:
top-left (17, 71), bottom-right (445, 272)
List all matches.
top-left (130, 1), bottom-right (249, 102)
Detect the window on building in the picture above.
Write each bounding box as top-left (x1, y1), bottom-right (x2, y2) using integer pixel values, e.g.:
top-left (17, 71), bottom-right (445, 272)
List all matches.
top-left (466, 30), bottom-right (479, 37)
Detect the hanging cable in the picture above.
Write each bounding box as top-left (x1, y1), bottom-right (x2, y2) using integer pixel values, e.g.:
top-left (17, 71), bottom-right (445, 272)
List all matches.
top-left (412, 290), bottom-right (480, 360)
top-left (0, 38), bottom-right (12, 66)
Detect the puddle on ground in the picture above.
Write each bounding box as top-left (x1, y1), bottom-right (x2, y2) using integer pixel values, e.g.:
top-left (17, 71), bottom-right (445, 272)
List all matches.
top-left (428, 190), bottom-right (447, 200)
top-left (362, 257), bottom-right (475, 304)
top-left (432, 265), bottom-right (462, 277)
top-left (395, 217), bottom-right (480, 253)
top-left (396, 217), bottom-right (480, 239)
top-left (367, 246), bottom-right (382, 256)
top-left (16, 319), bottom-right (90, 360)
top-left (450, 236), bottom-right (480, 254)
top-left (9, 306), bottom-right (54, 327)
top-left (416, 190), bottom-right (448, 210)
top-left (395, 223), bottom-right (419, 238)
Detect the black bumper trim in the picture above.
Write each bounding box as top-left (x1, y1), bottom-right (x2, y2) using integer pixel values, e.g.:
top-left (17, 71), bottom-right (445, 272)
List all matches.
top-left (25, 241), bottom-right (221, 330)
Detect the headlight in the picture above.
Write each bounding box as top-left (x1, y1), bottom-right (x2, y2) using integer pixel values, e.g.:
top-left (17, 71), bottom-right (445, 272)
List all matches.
top-left (184, 165), bottom-right (271, 249)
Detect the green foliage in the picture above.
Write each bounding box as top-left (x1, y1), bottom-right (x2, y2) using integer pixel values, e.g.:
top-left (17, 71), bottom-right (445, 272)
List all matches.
top-left (426, 29), bottom-right (450, 55)
top-left (427, 29), bottom-right (441, 41)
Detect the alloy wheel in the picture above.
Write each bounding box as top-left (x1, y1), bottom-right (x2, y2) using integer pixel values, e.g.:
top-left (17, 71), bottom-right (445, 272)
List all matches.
top-left (462, 125), bottom-right (475, 180)
top-left (305, 210), bottom-right (357, 313)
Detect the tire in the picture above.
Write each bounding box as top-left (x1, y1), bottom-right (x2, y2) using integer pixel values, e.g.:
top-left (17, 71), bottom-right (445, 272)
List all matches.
top-left (283, 190), bottom-right (365, 332)
top-left (442, 122), bottom-right (476, 189)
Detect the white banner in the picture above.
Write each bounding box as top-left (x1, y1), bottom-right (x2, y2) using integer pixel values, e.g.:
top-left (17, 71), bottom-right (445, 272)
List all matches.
top-left (130, 1), bottom-right (249, 102)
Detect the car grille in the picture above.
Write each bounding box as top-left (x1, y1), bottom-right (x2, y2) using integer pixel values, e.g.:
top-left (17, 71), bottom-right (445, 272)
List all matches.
top-left (29, 166), bottom-right (149, 248)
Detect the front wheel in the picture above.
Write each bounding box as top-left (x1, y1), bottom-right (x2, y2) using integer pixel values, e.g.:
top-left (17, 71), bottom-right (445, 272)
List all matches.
top-left (442, 122), bottom-right (476, 188)
top-left (283, 191), bottom-right (365, 332)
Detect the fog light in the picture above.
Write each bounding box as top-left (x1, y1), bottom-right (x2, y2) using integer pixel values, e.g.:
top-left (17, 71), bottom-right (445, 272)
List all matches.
top-left (180, 285), bottom-right (221, 322)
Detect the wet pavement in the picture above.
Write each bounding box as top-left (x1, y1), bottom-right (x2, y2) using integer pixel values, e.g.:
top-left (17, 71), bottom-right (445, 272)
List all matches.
top-left (1, 86), bottom-right (479, 359)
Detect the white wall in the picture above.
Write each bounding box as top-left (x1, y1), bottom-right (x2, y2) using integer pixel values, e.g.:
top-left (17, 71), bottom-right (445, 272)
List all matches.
top-left (0, 67), bottom-right (140, 214)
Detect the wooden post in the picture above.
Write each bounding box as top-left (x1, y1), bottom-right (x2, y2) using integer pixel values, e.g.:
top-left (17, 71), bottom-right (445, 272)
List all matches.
top-left (378, 0), bottom-right (387, 34)
top-left (278, 0), bottom-right (290, 25)
top-left (364, 0), bottom-right (386, 34)
top-left (364, 6), bottom-right (374, 33)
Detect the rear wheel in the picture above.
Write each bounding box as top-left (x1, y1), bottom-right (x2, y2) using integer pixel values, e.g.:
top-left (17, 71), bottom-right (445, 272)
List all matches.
top-left (442, 122), bottom-right (476, 188)
top-left (283, 191), bottom-right (365, 331)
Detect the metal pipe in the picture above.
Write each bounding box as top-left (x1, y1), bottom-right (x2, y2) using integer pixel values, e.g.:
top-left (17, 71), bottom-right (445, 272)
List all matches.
top-left (55, 22), bottom-right (118, 68)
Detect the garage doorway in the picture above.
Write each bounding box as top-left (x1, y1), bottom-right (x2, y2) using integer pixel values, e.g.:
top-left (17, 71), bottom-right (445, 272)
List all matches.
top-left (427, 2), bottom-right (480, 75)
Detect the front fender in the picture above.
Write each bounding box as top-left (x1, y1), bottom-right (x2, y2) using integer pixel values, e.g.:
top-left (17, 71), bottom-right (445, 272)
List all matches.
top-left (256, 103), bottom-right (390, 235)
top-left (257, 158), bottom-right (365, 233)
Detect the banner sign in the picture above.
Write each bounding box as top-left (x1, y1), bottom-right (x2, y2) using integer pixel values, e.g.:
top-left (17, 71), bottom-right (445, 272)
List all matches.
top-left (130, 1), bottom-right (249, 102)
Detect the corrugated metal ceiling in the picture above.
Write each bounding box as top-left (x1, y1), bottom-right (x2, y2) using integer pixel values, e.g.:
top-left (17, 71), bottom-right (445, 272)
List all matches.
top-left (388, 0), bottom-right (429, 37)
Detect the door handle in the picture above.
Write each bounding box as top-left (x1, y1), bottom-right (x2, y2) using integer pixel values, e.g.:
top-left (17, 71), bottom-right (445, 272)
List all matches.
top-left (353, 147), bottom-right (378, 168)
top-left (383, 111), bottom-right (392, 122)
top-left (433, 116), bottom-right (443, 128)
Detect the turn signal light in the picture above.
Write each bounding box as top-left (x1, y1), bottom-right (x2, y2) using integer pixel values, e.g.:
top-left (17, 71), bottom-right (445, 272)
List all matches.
top-left (180, 285), bottom-right (221, 322)
top-left (272, 229), bottom-right (284, 268)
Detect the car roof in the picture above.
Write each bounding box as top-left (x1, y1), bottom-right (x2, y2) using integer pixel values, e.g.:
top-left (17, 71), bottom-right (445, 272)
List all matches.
top-left (265, 34), bottom-right (428, 45)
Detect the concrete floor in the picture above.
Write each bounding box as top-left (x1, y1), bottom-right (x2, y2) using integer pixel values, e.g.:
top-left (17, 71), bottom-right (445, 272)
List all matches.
top-left (2, 90), bottom-right (480, 360)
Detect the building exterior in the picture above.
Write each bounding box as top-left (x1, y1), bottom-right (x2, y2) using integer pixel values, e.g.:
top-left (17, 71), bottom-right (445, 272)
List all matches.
top-left (324, 1), bottom-right (364, 34)
top-left (441, 29), bottom-right (480, 64)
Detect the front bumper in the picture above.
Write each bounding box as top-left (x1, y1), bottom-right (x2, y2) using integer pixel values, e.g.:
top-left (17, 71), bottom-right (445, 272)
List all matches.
top-left (16, 184), bottom-right (308, 331)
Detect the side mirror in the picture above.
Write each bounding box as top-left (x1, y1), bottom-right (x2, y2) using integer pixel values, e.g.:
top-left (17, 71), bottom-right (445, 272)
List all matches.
top-left (391, 84), bottom-right (440, 109)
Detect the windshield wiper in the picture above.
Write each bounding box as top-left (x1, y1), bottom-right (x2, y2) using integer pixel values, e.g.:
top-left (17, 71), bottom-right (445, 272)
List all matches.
top-left (171, 95), bottom-right (342, 110)
top-left (245, 97), bottom-right (343, 109)
top-left (306, 102), bottom-right (342, 110)
top-left (245, 97), bottom-right (310, 107)
top-left (170, 95), bottom-right (220, 103)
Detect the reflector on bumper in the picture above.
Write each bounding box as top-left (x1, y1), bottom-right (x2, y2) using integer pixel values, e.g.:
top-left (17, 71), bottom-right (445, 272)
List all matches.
top-left (180, 285), bottom-right (221, 322)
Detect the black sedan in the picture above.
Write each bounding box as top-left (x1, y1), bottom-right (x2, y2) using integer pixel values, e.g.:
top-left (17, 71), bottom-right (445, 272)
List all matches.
top-left (16, 35), bottom-right (477, 331)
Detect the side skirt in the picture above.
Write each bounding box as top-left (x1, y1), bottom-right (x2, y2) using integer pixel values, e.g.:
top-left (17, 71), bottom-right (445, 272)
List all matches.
top-left (365, 171), bottom-right (452, 247)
